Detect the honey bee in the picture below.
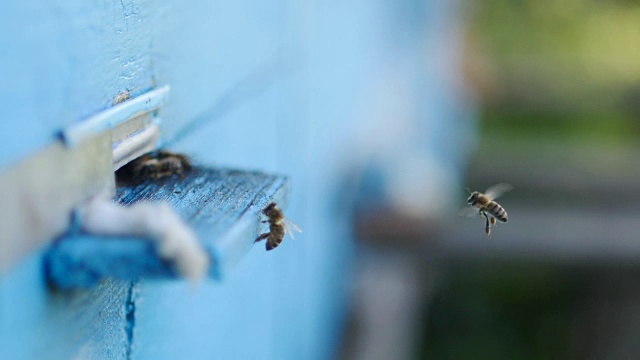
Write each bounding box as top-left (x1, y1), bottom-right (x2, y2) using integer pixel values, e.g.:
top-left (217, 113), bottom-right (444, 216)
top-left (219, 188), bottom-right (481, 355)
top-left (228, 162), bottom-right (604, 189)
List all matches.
top-left (460, 183), bottom-right (512, 237)
top-left (255, 202), bottom-right (302, 251)
top-left (118, 150), bottom-right (192, 184)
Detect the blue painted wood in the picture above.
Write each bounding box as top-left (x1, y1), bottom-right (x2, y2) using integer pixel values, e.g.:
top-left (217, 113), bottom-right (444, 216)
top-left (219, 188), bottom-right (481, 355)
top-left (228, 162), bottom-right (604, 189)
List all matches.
top-left (0, 0), bottom-right (470, 359)
top-left (0, 252), bottom-right (131, 359)
top-left (46, 166), bottom-right (289, 288)
top-left (150, 1), bottom-right (286, 141)
top-left (0, 0), bottom-right (156, 170)
top-left (126, 1), bottom-right (377, 357)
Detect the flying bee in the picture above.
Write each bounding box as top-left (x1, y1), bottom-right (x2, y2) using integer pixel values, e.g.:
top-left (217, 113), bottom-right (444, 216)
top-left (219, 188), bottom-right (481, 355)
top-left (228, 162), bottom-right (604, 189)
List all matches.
top-left (460, 183), bottom-right (512, 237)
top-left (118, 150), bottom-right (192, 184)
top-left (255, 202), bottom-right (302, 251)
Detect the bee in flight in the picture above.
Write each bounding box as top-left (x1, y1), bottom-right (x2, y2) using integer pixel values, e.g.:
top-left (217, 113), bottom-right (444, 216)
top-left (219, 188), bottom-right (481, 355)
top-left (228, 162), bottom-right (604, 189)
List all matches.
top-left (255, 202), bottom-right (302, 251)
top-left (460, 183), bottom-right (512, 237)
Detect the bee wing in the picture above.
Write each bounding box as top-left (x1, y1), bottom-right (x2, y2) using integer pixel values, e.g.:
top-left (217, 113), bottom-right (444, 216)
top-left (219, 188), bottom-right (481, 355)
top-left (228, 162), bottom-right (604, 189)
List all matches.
top-left (484, 183), bottom-right (513, 201)
top-left (283, 217), bottom-right (302, 240)
top-left (458, 206), bottom-right (479, 218)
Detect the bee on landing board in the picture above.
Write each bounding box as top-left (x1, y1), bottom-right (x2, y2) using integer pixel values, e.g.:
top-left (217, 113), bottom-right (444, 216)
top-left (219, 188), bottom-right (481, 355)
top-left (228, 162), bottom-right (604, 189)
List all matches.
top-left (255, 202), bottom-right (302, 251)
top-left (118, 150), bottom-right (192, 184)
top-left (460, 183), bottom-right (512, 237)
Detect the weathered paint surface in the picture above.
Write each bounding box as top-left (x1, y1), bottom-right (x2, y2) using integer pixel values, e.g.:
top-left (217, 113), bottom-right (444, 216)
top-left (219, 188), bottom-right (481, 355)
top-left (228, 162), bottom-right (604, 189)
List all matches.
top-left (46, 167), bottom-right (289, 288)
top-left (0, 253), bottom-right (130, 359)
top-left (0, 0), bottom-right (155, 170)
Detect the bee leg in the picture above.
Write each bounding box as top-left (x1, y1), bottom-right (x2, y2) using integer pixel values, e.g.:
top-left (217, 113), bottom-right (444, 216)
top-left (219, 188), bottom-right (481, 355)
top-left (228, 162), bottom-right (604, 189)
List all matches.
top-left (261, 220), bottom-right (269, 223)
top-left (255, 233), bottom-right (269, 243)
top-left (482, 212), bottom-right (492, 238)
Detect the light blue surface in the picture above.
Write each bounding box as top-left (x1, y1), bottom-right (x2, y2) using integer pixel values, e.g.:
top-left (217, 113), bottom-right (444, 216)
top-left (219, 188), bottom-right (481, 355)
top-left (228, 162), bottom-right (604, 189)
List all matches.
top-left (0, 251), bottom-right (130, 359)
top-left (0, 1), bottom-right (352, 358)
top-left (0, 0), bottom-right (155, 170)
top-left (0, 0), bottom-right (472, 359)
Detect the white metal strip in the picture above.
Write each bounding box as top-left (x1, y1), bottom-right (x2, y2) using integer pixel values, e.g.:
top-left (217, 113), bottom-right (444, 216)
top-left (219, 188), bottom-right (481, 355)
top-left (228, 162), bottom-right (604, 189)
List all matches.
top-left (60, 85), bottom-right (170, 147)
top-left (112, 122), bottom-right (161, 171)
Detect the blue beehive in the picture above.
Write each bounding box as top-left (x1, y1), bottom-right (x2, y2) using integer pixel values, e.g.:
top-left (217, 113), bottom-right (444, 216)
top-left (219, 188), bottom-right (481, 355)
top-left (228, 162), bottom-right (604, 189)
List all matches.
top-left (0, 1), bottom-right (473, 359)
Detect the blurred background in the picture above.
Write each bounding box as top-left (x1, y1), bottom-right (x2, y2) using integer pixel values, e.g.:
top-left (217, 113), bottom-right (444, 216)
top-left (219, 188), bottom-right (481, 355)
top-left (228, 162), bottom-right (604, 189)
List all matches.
top-left (2, 0), bottom-right (640, 359)
top-left (343, 1), bottom-right (640, 359)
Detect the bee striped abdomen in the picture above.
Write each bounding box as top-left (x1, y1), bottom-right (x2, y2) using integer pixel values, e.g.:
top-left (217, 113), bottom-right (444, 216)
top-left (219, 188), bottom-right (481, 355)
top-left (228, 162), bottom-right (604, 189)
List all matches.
top-left (487, 201), bottom-right (508, 222)
top-left (266, 222), bottom-right (287, 251)
top-left (266, 236), bottom-right (283, 251)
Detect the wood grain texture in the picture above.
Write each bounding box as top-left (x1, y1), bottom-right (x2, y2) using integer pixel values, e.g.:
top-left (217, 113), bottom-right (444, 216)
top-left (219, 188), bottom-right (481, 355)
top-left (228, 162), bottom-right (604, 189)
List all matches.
top-left (45, 166), bottom-right (289, 288)
top-left (0, 253), bottom-right (130, 359)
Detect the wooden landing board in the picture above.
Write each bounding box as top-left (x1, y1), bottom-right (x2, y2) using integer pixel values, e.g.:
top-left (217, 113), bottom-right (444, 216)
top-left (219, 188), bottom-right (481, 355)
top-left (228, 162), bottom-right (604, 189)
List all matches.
top-left (45, 166), bottom-right (289, 288)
